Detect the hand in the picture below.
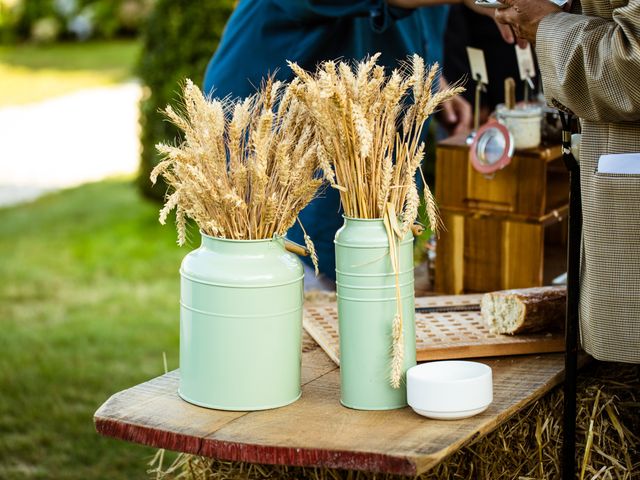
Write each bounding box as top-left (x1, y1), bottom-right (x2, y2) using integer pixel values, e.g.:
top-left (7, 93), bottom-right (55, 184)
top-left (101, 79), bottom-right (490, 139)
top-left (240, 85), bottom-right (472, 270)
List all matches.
top-left (495, 21), bottom-right (516, 43)
top-left (461, 0), bottom-right (529, 46)
top-left (387, 0), bottom-right (422, 7)
top-left (388, 0), bottom-right (452, 7)
top-left (438, 78), bottom-right (473, 135)
top-left (496, 22), bottom-right (530, 47)
top-left (494, 0), bottom-right (561, 44)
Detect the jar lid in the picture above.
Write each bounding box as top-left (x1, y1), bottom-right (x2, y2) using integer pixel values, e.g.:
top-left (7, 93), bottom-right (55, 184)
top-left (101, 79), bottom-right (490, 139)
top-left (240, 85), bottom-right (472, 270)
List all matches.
top-left (469, 120), bottom-right (514, 174)
top-left (496, 102), bottom-right (543, 119)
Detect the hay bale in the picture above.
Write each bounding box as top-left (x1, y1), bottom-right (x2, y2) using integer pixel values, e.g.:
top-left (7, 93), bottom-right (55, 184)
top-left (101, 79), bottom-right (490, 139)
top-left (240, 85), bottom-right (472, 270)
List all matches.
top-left (147, 361), bottom-right (639, 480)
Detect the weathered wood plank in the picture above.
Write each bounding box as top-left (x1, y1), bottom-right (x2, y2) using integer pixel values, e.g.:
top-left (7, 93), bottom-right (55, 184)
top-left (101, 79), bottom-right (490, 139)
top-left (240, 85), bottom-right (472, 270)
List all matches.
top-left (201, 355), bottom-right (565, 475)
top-left (94, 346), bottom-right (566, 476)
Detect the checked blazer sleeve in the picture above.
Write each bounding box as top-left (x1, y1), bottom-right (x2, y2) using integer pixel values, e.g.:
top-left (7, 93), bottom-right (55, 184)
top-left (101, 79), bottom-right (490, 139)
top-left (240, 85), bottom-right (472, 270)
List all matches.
top-left (535, 4), bottom-right (640, 123)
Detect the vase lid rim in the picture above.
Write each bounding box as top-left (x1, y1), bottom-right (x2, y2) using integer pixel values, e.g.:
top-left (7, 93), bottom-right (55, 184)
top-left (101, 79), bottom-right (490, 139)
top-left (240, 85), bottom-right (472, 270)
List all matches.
top-left (200, 231), bottom-right (282, 243)
top-left (342, 215), bottom-right (384, 222)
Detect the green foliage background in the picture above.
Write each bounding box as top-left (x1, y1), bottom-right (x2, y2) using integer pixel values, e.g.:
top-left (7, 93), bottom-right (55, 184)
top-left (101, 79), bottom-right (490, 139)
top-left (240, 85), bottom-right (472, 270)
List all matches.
top-left (0, 180), bottom-right (188, 479)
top-left (0, 0), bottom-right (151, 43)
top-left (137, 0), bottom-right (236, 199)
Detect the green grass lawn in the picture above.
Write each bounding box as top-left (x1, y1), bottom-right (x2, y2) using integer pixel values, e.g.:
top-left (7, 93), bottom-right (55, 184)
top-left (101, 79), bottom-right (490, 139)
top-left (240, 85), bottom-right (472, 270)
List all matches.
top-left (0, 40), bottom-right (140, 106)
top-left (0, 180), bottom-right (187, 479)
top-left (0, 179), bottom-right (427, 480)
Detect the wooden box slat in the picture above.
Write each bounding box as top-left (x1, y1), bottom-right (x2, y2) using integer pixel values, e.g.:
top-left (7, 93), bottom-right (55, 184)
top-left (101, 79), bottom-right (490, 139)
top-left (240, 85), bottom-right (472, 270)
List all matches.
top-left (434, 134), bottom-right (569, 295)
top-left (435, 210), bottom-right (568, 294)
top-left (94, 345), bottom-right (567, 476)
top-left (435, 134), bottom-right (567, 219)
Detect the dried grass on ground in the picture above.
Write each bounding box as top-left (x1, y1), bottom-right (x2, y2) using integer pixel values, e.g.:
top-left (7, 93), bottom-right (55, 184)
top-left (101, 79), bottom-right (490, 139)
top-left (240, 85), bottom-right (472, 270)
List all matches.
top-left (149, 360), bottom-right (639, 480)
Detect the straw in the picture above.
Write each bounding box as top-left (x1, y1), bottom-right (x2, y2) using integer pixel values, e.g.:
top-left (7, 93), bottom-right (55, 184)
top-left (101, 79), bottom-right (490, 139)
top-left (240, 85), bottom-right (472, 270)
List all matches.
top-left (148, 360), bottom-right (639, 480)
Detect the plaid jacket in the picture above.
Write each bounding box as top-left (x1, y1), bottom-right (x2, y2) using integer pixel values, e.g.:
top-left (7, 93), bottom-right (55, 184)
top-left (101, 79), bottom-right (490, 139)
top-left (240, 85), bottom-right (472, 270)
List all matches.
top-left (536, 0), bottom-right (640, 363)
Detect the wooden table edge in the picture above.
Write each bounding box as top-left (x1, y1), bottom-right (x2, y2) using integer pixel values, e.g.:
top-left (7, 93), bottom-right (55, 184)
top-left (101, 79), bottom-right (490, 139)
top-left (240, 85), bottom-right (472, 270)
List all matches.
top-left (92, 367), bottom-right (559, 478)
top-left (93, 352), bottom-right (585, 476)
top-left (93, 412), bottom-right (420, 476)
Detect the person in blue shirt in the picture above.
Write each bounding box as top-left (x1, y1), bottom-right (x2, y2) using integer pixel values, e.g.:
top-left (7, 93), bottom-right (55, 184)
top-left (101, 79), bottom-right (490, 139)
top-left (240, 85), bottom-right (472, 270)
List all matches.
top-left (203, 0), bottom-right (509, 288)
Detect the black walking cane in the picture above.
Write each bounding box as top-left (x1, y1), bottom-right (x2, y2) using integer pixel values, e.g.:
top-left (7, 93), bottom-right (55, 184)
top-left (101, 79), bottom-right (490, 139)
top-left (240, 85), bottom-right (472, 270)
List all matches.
top-left (560, 111), bottom-right (581, 480)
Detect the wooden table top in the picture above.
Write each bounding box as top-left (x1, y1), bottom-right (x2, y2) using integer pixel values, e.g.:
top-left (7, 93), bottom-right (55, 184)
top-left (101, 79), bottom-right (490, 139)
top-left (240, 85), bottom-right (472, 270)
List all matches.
top-left (94, 344), bottom-right (566, 476)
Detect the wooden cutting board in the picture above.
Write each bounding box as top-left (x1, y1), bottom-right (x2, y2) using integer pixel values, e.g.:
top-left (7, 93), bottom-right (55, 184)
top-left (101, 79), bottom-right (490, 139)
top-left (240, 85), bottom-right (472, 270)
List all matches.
top-left (303, 294), bottom-right (564, 364)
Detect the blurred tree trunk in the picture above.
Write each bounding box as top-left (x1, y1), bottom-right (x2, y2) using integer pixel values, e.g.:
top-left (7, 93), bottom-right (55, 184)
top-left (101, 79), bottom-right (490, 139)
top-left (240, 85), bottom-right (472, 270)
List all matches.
top-left (137, 0), bottom-right (235, 199)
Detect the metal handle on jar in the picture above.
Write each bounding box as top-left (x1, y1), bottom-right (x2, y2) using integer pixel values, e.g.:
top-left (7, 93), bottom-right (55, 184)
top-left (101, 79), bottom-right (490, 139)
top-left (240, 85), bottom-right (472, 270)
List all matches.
top-left (283, 239), bottom-right (310, 257)
top-left (411, 223), bottom-right (425, 237)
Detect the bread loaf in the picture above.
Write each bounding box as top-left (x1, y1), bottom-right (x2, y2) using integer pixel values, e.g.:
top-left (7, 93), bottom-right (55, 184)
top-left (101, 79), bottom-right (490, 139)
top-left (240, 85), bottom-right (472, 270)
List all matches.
top-left (481, 286), bottom-right (566, 335)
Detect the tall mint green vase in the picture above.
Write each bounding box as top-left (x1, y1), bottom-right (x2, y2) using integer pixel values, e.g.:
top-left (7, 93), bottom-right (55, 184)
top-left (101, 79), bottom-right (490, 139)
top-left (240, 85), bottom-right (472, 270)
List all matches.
top-left (179, 233), bottom-right (304, 411)
top-left (335, 217), bottom-right (416, 410)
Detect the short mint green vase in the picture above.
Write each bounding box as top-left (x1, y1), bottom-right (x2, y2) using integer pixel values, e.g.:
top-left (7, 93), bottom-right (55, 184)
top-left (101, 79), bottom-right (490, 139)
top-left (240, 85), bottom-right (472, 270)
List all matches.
top-left (179, 233), bottom-right (303, 411)
top-left (335, 217), bottom-right (416, 410)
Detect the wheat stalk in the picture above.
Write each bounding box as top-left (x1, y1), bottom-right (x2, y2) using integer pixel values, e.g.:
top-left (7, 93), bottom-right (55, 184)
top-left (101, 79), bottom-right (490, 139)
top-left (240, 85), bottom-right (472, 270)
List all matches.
top-left (290, 55), bottom-right (464, 388)
top-left (290, 54), bottom-right (463, 222)
top-left (152, 79), bottom-right (323, 266)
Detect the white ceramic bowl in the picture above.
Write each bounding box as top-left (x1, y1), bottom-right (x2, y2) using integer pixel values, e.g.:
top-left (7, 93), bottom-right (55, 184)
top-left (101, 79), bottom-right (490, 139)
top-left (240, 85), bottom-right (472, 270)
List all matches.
top-left (407, 361), bottom-right (493, 420)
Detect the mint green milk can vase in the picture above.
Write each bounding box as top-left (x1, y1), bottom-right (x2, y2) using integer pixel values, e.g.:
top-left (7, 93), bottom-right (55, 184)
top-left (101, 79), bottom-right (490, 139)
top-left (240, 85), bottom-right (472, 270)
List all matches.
top-left (179, 232), bottom-right (304, 411)
top-left (334, 217), bottom-right (417, 410)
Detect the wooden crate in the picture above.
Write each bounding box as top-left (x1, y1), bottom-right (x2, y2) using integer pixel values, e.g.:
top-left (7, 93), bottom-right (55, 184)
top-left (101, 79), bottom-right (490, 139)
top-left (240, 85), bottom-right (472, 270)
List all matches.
top-left (434, 134), bottom-right (568, 294)
top-left (435, 209), bottom-right (567, 294)
top-left (435, 134), bottom-right (568, 220)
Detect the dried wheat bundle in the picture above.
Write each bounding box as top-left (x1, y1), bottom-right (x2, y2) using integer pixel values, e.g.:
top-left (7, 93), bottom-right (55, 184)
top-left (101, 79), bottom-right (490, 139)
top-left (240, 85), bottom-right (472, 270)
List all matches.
top-left (288, 53), bottom-right (463, 236)
top-left (151, 79), bottom-right (323, 249)
top-left (289, 54), bottom-right (464, 388)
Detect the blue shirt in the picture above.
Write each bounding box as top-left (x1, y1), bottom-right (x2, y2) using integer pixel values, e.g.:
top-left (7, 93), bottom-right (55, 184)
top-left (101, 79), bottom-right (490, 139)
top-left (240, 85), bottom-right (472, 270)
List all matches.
top-left (204, 0), bottom-right (449, 279)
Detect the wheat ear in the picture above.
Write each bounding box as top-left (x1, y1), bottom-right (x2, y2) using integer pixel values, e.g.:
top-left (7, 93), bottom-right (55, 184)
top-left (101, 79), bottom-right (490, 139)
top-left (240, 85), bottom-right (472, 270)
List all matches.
top-left (297, 217), bottom-right (319, 276)
top-left (419, 165), bottom-right (443, 236)
top-left (384, 205), bottom-right (404, 389)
